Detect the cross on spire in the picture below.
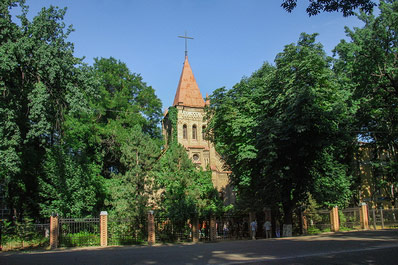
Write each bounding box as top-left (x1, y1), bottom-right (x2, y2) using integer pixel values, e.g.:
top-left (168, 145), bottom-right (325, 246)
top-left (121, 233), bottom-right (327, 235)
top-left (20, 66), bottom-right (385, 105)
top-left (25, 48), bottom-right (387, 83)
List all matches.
top-left (178, 32), bottom-right (194, 57)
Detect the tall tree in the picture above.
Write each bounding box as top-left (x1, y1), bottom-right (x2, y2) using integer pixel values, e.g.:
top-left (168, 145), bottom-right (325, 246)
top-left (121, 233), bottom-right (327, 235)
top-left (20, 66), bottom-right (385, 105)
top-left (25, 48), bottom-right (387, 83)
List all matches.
top-left (92, 57), bottom-right (162, 180)
top-left (207, 33), bottom-right (356, 227)
top-left (257, 34), bottom-right (356, 225)
top-left (105, 125), bottom-right (160, 228)
top-left (205, 63), bottom-right (275, 211)
top-left (0, 1), bottom-right (96, 218)
top-left (333, 0), bottom-right (398, 206)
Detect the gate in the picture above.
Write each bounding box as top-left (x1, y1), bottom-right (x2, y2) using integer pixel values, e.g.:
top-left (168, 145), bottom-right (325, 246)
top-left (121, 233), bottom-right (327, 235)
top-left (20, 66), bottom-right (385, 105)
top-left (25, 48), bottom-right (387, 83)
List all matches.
top-left (214, 214), bottom-right (250, 240)
top-left (340, 208), bottom-right (361, 229)
top-left (58, 217), bottom-right (100, 247)
top-left (154, 217), bottom-right (192, 243)
top-left (108, 217), bottom-right (147, 245)
top-left (304, 210), bottom-right (331, 233)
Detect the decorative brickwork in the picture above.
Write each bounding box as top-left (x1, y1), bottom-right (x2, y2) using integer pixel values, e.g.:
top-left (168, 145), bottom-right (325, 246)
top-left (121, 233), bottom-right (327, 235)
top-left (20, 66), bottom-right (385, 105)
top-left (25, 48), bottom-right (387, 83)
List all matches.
top-left (330, 206), bottom-right (340, 232)
top-left (360, 203), bottom-right (369, 229)
top-left (148, 211), bottom-right (155, 245)
top-left (100, 211), bottom-right (108, 247)
top-left (49, 215), bottom-right (59, 249)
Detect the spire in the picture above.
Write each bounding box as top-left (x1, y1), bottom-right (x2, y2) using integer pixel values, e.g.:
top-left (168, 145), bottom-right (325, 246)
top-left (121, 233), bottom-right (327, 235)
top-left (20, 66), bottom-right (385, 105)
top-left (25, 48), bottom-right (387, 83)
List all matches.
top-left (173, 56), bottom-right (205, 108)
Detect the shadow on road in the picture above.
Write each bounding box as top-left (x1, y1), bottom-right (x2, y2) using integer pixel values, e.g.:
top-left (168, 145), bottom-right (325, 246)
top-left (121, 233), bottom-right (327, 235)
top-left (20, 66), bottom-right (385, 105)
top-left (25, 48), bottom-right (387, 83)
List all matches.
top-left (1, 229), bottom-right (397, 265)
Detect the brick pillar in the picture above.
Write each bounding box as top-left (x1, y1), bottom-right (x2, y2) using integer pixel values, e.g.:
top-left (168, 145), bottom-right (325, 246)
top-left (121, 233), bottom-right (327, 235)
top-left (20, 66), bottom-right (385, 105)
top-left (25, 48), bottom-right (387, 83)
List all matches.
top-left (49, 215), bottom-right (59, 249)
top-left (100, 211), bottom-right (108, 247)
top-left (209, 215), bottom-right (217, 241)
top-left (192, 218), bottom-right (199, 243)
top-left (330, 206), bottom-right (339, 232)
top-left (147, 210), bottom-right (155, 245)
top-left (360, 203), bottom-right (369, 230)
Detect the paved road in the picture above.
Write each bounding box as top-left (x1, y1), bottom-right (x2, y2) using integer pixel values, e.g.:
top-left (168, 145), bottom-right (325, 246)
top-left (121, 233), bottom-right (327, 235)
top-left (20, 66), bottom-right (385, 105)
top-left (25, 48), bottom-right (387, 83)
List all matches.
top-left (1, 229), bottom-right (397, 265)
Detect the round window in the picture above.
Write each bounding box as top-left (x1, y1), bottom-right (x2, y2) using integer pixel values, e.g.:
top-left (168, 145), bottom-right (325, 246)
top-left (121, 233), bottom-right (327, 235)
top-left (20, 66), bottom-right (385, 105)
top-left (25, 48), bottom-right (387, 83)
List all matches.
top-left (193, 154), bottom-right (200, 161)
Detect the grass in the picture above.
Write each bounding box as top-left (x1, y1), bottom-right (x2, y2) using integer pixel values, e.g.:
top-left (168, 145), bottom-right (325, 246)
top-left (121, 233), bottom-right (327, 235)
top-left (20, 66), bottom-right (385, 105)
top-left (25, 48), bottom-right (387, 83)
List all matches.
top-left (1, 236), bottom-right (49, 251)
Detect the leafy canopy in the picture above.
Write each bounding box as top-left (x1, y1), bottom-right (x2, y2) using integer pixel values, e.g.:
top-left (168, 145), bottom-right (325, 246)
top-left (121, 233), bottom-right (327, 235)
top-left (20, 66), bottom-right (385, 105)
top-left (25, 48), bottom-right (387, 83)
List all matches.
top-left (281, 0), bottom-right (376, 16)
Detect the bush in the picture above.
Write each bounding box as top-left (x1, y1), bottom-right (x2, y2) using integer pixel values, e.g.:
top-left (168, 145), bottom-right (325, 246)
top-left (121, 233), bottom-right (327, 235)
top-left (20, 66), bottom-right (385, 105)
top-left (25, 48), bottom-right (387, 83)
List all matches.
top-left (60, 231), bottom-right (100, 247)
top-left (1, 219), bottom-right (49, 251)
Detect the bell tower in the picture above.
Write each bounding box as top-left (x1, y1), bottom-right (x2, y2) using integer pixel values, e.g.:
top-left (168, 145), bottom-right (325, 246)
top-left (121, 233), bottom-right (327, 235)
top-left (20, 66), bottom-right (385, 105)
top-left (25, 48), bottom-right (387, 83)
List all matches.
top-left (162, 42), bottom-right (234, 204)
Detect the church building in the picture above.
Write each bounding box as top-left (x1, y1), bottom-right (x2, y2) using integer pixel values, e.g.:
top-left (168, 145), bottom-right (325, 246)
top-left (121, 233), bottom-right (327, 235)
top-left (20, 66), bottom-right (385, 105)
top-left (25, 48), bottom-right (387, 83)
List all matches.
top-left (162, 55), bottom-right (234, 204)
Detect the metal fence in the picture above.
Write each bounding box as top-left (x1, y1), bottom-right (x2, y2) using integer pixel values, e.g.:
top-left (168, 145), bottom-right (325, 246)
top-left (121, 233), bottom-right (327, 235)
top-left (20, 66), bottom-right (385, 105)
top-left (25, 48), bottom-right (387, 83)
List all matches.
top-left (381, 209), bottom-right (398, 228)
top-left (340, 208), bottom-right (361, 229)
top-left (155, 217), bottom-right (192, 243)
top-left (368, 208), bottom-right (398, 229)
top-left (58, 217), bottom-right (100, 247)
top-left (214, 215), bottom-right (250, 240)
top-left (108, 217), bottom-right (147, 245)
top-left (0, 220), bottom-right (50, 251)
top-left (305, 210), bottom-right (331, 233)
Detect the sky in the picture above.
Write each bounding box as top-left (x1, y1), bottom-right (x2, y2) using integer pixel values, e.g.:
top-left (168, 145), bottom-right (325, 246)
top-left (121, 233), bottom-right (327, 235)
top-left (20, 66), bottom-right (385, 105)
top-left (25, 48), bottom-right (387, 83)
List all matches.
top-left (19, 0), bottom-right (366, 110)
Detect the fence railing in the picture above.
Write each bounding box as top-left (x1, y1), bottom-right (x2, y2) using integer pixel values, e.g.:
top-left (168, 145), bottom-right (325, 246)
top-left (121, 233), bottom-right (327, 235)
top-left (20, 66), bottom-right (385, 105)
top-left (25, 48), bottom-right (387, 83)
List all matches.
top-left (340, 208), bottom-right (361, 229)
top-left (214, 215), bottom-right (250, 240)
top-left (154, 217), bottom-right (191, 243)
top-left (0, 220), bottom-right (50, 251)
top-left (3, 205), bottom-right (398, 250)
top-left (108, 217), bottom-right (147, 245)
top-left (304, 210), bottom-right (331, 233)
top-left (368, 208), bottom-right (398, 229)
top-left (58, 217), bottom-right (100, 247)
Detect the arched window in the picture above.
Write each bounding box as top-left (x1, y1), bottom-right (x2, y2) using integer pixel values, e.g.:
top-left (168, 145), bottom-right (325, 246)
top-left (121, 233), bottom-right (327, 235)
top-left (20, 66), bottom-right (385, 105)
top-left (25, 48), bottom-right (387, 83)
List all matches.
top-left (192, 125), bottom-right (197, 140)
top-left (202, 126), bottom-right (206, 140)
top-left (183, 124), bottom-right (187, 139)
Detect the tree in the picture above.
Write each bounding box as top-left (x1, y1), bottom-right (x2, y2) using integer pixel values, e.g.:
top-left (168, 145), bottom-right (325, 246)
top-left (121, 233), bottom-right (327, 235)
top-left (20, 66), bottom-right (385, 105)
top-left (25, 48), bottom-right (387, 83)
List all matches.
top-left (281, 0), bottom-right (376, 16)
top-left (207, 33), bottom-right (356, 227)
top-left (86, 57), bottom-right (164, 223)
top-left (333, 0), bottom-right (398, 206)
top-left (105, 125), bottom-right (160, 232)
top-left (258, 33), bottom-right (356, 224)
top-left (91, 57), bottom-right (162, 180)
top-left (0, 1), bottom-right (97, 218)
top-left (205, 63), bottom-right (275, 211)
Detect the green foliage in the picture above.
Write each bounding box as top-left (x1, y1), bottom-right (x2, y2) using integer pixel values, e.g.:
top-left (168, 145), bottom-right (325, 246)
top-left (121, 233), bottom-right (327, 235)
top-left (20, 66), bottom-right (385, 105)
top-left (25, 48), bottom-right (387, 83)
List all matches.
top-left (207, 33), bottom-right (356, 224)
top-left (0, 218), bottom-right (49, 251)
top-left (312, 149), bottom-right (353, 208)
top-left (333, 0), bottom-right (398, 205)
top-left (61, 231), bottom-right (100, 247)
top-left (205, 63), bottom-right (275, 209)
top-left (105, 125), bottom-right (160, 224)
top-left (259, 33), bottom-right (356, 221)
top-left (155, 142), bottom-right (222, 223)
top-left (108, 219), bottom-right (146, 245)
top-left (167, 106), bottom-right (178, 142)
top-left (307, 226), bottom-right (322, 234)
top-left (39, 145), bottom-right (104, 217)
top-left (92, 57), bottom-right (162, 139)
top-left (281, 0), bottom-right (376, 16)
top-left (0, 2), bottom-right (163, 220)
top-left (0, 1), bottom-right (97, 218)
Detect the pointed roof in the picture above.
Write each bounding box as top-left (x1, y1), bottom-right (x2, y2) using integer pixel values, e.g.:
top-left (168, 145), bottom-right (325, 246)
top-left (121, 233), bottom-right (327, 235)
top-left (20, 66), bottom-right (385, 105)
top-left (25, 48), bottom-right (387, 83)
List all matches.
top-left (173, 56), bottom-right (205, 108)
